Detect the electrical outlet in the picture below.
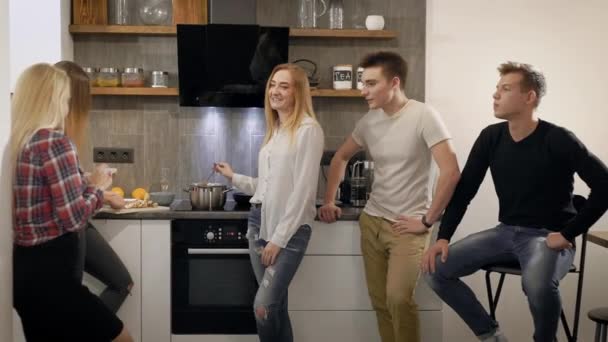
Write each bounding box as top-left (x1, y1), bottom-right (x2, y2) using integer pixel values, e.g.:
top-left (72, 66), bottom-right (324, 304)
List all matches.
top-left (93, 147), bottom-right (134, 164)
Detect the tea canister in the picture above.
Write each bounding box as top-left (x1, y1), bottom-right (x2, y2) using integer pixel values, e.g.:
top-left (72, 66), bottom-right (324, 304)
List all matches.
top-left (356, 66), bottom-right (364, 90)
top-left (333, 64), bottom-right (353, 90)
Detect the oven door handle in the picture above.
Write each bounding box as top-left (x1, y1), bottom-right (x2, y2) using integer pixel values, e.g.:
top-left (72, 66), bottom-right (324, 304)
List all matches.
top-left (187, 248), bottom-right (250, 255)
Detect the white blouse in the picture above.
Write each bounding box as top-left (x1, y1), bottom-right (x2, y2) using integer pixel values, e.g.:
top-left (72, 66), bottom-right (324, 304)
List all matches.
top-left (231, 116), bottom-right (324, 248)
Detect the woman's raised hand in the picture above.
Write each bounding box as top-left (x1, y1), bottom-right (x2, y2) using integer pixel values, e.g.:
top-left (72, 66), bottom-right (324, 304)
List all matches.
top-left (214, 162), bottom-right (234, 180)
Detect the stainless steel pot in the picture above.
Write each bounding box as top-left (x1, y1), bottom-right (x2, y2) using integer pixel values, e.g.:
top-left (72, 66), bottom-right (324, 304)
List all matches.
top-left (183, 183), bottom-right (233, 211)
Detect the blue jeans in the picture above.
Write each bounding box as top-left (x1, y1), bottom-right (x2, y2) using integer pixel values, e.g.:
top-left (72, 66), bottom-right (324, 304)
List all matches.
top-left (247, 207), bottom-right (311, 342)
top-left (424, 224), bottom-right (575, 342)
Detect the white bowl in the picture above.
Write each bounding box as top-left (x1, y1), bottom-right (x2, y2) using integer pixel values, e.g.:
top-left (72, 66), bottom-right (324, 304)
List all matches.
top-left (365, 15), bottom-right (385, 30)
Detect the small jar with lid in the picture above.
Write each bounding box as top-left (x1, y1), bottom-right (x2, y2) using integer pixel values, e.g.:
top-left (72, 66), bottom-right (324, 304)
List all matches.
top-left (97, 67), bottom-right (121, 87)
top-left (121, 67), bottom-right (145, 87)
top-left (82, 67), bottom-right (98, 87)
top-left (151, 70), bottom-right (169, 88)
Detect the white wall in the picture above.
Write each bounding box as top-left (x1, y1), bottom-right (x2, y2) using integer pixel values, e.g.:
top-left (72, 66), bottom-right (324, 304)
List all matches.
top-left (9, 0), bottom-right (72, 90)
top-left (0, 0), bottom-right (12, 339)
top-left (426, 1), bottom-right (608, 341)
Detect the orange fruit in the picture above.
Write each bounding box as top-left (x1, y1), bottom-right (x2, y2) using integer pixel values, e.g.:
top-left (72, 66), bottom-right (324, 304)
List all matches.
top-left (111, 187), bottom-right (125, 198)
top-left (131, 188), bottom-right (147, 200)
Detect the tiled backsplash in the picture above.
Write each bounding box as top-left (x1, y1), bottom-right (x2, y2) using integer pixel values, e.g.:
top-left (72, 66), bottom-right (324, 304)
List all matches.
top-left (84, 97), bottom-right (366, 199)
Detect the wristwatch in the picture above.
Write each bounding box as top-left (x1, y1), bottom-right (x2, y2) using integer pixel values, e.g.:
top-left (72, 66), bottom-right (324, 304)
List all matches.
top-left (421, 215), bottom-right (433, 228)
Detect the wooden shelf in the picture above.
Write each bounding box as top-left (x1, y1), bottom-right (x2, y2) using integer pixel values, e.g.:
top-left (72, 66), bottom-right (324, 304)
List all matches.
top-left (290, 28), bottom-right (396, 38)
top-left (90, 87), bottom-right (360, 98)
top-left (311, 89), bottom-right (362, 97)
top-left (70, 25), bottom-right (396, 39)
top-left (91, 87), bottom-right (179, 96)
top-left (70, 25), bottom-right (177, 35)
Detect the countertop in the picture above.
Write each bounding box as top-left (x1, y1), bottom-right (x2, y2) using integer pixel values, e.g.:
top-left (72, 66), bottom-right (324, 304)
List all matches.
top-left (93, 201), bottom-right (363, 221)
top-left (588, 231), bottom-right (608, 249)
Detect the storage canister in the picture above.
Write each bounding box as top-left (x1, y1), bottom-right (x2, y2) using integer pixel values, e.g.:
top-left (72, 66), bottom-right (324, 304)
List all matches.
top-left (356, 66), bottom-right (364, 90)
top-left (82, 67), bottom-right (98, 87)
top-left (151, 70), bottom-right (169, 88)
top-left (121, 67), bottom-right (145, 87)
top-left (333, 64), bottom-right (352, 90)
top-left (97, 67), bottom-right (121, 87)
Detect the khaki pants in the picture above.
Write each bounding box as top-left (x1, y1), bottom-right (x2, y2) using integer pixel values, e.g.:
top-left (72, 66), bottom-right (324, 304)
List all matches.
top-left (359, 212), bottom-right (431, 342)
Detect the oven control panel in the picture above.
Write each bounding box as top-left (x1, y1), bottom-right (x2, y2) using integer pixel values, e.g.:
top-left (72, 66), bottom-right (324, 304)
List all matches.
top-left (203, 225), bottom-right (244, 243)
top-left (171, 219), bottom-right (248, 246)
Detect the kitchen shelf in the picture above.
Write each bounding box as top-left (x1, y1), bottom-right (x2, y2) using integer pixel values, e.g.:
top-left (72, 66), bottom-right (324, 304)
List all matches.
top-left (70, 25), bottom-right (177, 35)
top-left (310, 89), bottom-right (362, 97)
top-left (90, 87), bottom-right (361, 97)
top-left (290, 28), bottom-right (396, 38)
top-left (70, 25), bottom-right (396, 39)
top-left (91, 87), bottom-right (179, 96)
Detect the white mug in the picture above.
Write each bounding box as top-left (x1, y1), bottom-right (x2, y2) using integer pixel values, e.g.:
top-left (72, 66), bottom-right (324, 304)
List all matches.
top-left (365, 15), bottom-right (385, 30)
top-left (333, 65), bottom-right (353, 90)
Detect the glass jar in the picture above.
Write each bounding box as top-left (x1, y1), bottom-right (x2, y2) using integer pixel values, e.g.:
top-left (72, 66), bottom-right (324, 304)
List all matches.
top-left (82, 67), bottom-right (98, 87)
top-left (97, 67), bottom-right (121, 87)
top-left (139, 0), bottom-right (171, 25)
top-left (121, 67), bottom-right (145, 87)
top-left (109, 0), bottom-right (130, 25)
top-left (328, 0), bottom-right (344, 29)
top-left (160, 167), bottom-right (170, 192)
top-left (151, 70), bottom-right (169, 88)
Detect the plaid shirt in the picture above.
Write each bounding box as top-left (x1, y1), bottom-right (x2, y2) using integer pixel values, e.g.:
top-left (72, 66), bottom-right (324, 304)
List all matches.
top-left (13, 129), bottom-right (103, 246)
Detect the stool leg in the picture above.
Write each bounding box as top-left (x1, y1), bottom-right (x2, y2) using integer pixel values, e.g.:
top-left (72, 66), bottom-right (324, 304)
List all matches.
top-left (600, 323), bottom-right (607, 342)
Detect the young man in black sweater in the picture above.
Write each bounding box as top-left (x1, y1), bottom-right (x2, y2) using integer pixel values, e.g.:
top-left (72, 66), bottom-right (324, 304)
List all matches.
top-left (422, 61), bottom-right (608, 342)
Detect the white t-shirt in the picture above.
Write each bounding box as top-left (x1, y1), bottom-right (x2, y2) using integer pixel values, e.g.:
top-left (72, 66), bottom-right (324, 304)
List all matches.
top-left (232, 116), bottom-right (324, 248)
top-left (351, 100), bottom-right (451, 220)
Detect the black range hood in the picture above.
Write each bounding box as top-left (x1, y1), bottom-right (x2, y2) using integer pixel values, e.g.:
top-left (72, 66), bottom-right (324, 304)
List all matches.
top-left (176, 24), bottom-right (289, 108)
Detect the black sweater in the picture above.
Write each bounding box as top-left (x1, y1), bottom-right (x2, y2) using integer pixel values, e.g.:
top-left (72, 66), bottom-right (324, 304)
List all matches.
top-left (438, 120), bottom-right (608, 242)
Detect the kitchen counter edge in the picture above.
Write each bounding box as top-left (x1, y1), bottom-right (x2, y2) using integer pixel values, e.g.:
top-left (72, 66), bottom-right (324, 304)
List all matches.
top-left (93, 206), bottom-right (363, 221)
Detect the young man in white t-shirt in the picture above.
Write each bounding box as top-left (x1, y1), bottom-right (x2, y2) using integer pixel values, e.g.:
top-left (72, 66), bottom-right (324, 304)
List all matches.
top-left (318, 51), bottom-right (460, 342)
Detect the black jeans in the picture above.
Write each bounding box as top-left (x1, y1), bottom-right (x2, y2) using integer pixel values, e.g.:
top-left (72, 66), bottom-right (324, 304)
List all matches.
top-left (75, 222), bottom-right (134, 313)
top-left (14, 232), bottom-right (123, 341)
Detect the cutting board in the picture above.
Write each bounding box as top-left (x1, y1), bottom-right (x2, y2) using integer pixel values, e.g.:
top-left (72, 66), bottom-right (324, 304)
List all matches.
top-left (98, 206), bottom-right (171, 215)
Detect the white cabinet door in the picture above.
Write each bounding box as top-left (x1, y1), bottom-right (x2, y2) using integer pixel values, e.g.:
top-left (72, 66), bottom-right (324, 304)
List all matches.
top-left (90, 219), bottom-right (142, 342)
top-left (289, 256), bottom-right (371, 310)
top-left (290, 256), bottom-right (442, 311)
top-left (308, 221), bottom-right (362, 255)
top-left (141, 220), bottom-right (171, 342)
top-left (290, 310), bottom-right (442, 342)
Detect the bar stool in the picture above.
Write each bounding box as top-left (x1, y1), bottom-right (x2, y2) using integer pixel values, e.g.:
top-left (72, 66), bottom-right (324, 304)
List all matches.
top-left (588, 307), bottom-right (608, 342)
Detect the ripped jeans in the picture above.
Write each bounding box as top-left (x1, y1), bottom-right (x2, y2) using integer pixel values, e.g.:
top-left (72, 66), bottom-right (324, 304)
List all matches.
top-left (247, 207), bottom-right (311, 342)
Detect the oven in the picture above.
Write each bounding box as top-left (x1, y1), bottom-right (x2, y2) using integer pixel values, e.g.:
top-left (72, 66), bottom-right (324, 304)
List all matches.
top-left (171, 219), bottom-right (258, 335)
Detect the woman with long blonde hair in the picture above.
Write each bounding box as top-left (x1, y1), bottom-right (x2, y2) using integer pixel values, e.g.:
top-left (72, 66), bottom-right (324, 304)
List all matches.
top-left (11, 63), bottom-right (133, 342)
top-left (55, 60), bottom-right (135, 315)
top-left (215, 63), bottom-right (324, 341)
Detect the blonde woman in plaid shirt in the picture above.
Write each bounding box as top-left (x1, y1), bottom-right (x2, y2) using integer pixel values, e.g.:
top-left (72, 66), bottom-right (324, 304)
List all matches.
top-left (11, 63), bottom-right (133, 342)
